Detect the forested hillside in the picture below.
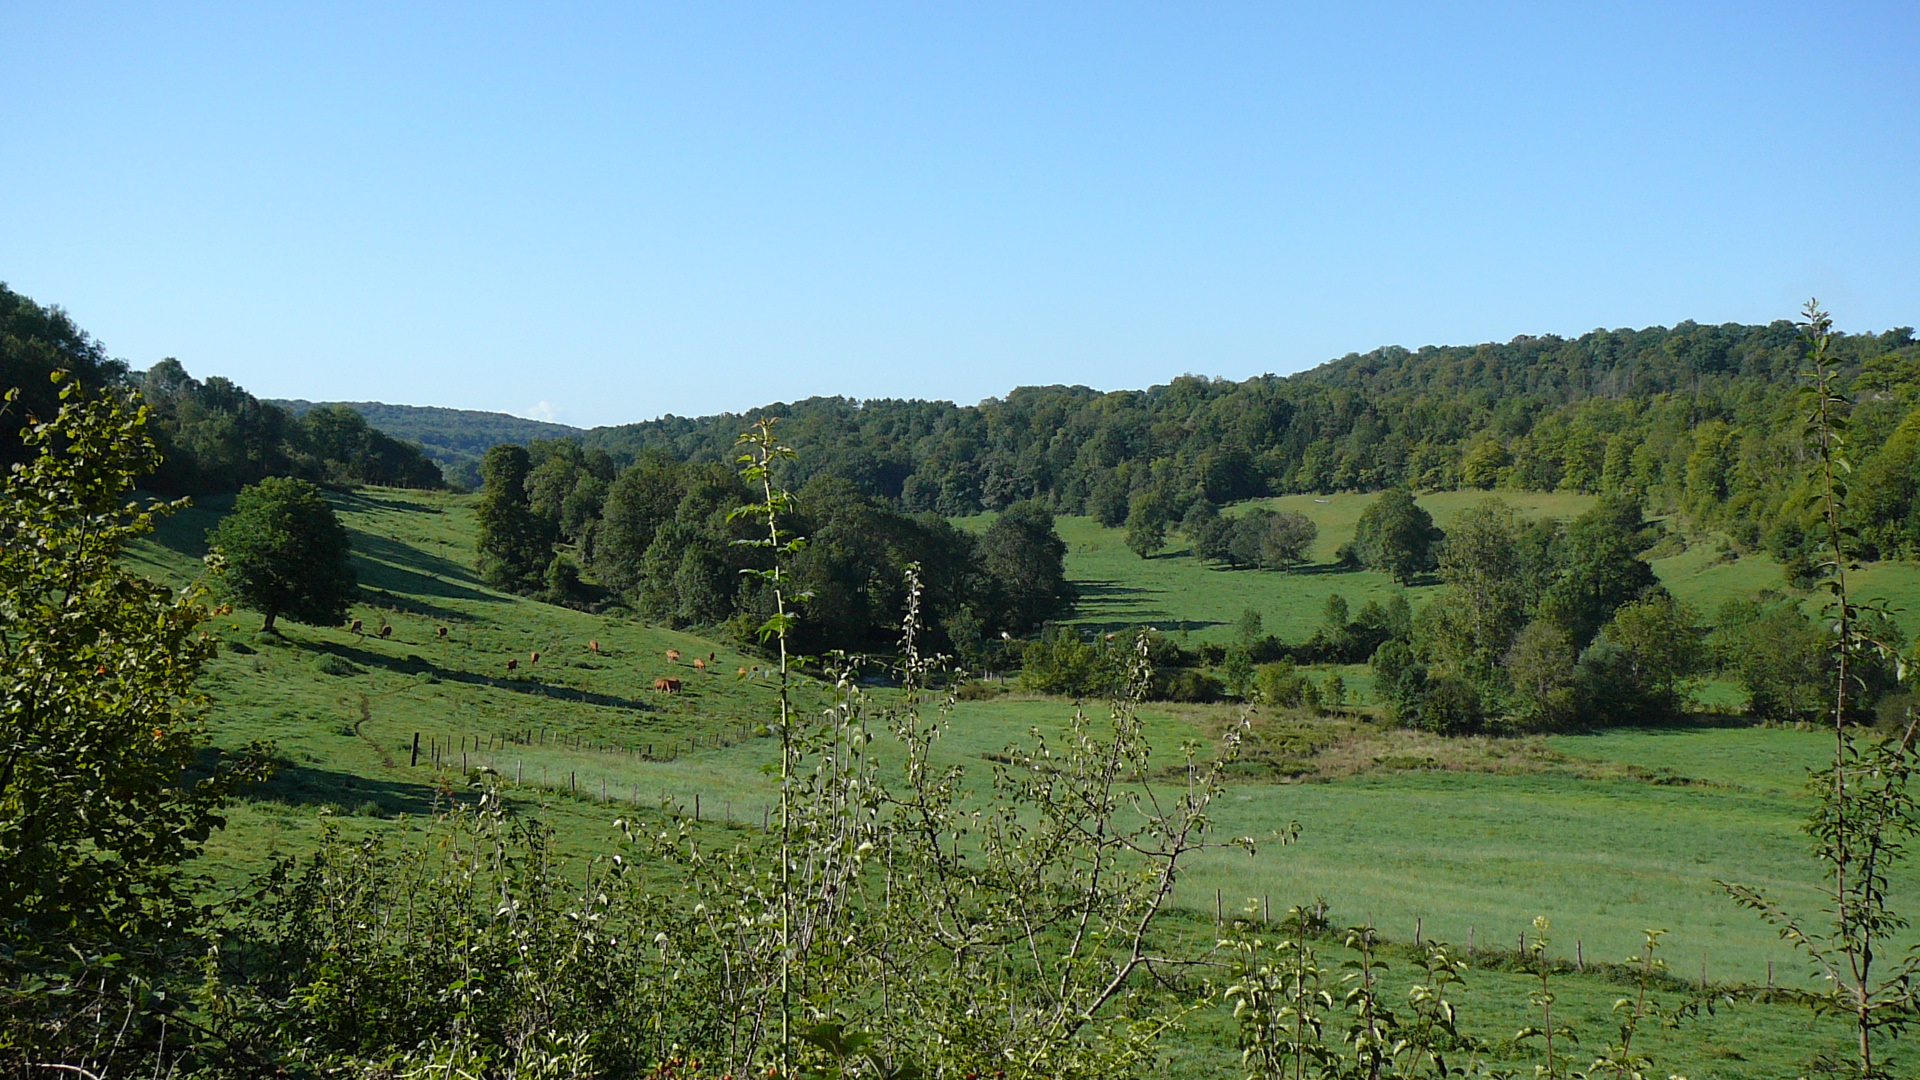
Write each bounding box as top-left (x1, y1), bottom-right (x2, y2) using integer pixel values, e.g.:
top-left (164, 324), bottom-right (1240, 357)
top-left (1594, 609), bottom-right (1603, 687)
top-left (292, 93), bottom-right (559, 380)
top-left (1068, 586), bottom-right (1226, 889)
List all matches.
top-left (275, 399), bottom-right (582, 487)
top-left (577, 320), bottom-right (1920, 568)
top-left (1, 284), bottom-right (444, 493)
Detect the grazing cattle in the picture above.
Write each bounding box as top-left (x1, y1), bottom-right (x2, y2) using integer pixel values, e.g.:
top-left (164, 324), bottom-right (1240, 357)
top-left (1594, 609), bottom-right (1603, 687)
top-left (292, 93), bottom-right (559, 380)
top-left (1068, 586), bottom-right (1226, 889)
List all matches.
top-left (707, 651), bottom-right (715, 663)
top-left (349, 619), bottom-right (363, 636)
top-left (737, 667), bottom-right (749, 677)
top-left (530, 650), bottom-right (541, 665)
top-left (588, 640), bottom-right (600, 655)
top-left (378, 625), bottom-right (393, 639)
top-left (506, 658), bottom-right (519, 672)
top-left (693, 658), bottom-right (707, 673)
top-left (437, 626), bottom-right (448, 640)
top-left (653, 677), bottom-right (682, 693)
top-left (665, 649), bottom-right (681, 662)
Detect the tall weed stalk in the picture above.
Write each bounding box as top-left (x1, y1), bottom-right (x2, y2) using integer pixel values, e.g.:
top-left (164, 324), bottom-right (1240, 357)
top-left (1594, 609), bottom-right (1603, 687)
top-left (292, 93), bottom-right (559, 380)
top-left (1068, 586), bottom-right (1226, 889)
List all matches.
top-left (1722, 301), bottom-right (1920, 1078)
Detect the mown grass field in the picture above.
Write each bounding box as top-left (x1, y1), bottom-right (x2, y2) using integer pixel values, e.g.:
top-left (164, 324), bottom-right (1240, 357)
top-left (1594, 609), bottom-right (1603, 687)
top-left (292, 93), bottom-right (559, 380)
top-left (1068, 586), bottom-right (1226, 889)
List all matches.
top-left (132, 484), bottom-right (1920, 1078)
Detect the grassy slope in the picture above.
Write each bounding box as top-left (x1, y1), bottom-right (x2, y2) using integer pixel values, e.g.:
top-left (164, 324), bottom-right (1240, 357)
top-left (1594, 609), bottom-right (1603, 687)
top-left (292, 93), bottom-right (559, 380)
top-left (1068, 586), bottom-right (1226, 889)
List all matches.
top-left (1046, 489), bottom-right (1920, 651)
top-left (135, 485), bottom-right (1920, 1078)
top-left (132, 487), bottom-right (810, 873)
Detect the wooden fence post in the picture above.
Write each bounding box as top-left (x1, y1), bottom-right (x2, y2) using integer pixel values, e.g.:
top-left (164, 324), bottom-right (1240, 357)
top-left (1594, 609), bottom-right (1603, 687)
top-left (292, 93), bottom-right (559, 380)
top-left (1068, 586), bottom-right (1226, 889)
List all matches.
top-left (410, 733), bottom-right (420, 767)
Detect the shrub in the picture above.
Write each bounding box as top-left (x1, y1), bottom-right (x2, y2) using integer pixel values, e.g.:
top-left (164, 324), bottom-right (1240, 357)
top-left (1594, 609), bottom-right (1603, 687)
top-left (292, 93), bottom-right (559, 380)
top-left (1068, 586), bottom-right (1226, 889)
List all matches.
top-left (314, 653), bottom-right (363, 677)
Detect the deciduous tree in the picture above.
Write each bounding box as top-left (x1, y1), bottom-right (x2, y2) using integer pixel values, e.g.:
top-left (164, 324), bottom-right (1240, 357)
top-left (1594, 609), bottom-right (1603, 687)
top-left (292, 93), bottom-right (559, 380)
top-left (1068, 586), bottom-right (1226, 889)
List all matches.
top-left (1350, 488), bottom-right (1441, 584)
top-left (1, 375), bottom-right (254, 950)
top-left (475, 443), bottom-right (558, 592)
top-left (978, 499), bottom-right (1074, 632)
top-left (207, 476), bottom-right (357, 632)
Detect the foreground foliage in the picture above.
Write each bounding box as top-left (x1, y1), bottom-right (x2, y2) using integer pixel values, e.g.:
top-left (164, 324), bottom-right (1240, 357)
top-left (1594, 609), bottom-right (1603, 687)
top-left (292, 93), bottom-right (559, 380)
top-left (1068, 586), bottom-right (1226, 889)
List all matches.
top-left (1722, 304), bottom-right (1920, 1079)
top-left (0, 374), bottom-right (261, 1069)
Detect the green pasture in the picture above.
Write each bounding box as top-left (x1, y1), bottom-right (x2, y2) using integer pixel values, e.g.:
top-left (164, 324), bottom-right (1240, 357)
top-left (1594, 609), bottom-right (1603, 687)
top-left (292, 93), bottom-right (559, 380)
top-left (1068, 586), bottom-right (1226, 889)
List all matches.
top-left (132, 485), bottom-right (1920, 1076)
top-left (1053, 491), bottom-right (1605, 647)
top-left (1049, 488), bottom-right (1920, 651)
top-left (132, 487), bottom-right (808, 873)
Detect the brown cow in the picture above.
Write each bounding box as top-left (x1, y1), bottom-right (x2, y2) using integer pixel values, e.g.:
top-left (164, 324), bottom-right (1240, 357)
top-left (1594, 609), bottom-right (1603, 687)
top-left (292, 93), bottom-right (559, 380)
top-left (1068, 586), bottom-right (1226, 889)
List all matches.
top-left (349, 619), bottom-right (363, 636)
top-left (530, 650), bottom-right (541, 665)
top-left (378, 625), bottom-right (393, 639)
top-left (693, 658), bottom-right (707, 673)
top-left (588, 640), bottom-right (600, 655)
top-left (737, 667), bottom-right (749, 677)
top-left (707, 651), bottom-right (716, 663)
top-left (653, 677), bottom-right (682, 693)
top-left (506, 658), bottom-right (519, 672)
top-left (437, 625), bottom-right (448, 640)
top-left (665, 649), bottom-right (681, 662)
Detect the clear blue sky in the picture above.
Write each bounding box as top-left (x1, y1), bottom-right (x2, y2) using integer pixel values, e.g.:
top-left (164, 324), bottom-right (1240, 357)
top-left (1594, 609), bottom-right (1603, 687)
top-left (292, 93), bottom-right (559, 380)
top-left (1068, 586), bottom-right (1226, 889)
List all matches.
top-left (4, 2), bottom-right (1915, 428)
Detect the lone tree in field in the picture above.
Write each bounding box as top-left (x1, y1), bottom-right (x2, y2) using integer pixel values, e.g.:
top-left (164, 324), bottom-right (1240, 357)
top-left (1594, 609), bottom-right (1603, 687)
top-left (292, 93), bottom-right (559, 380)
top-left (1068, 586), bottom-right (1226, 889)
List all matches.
top-left (207, 476), bottom-right (356, 631)
top-left (1351, 487), bottom-right (1441, 584)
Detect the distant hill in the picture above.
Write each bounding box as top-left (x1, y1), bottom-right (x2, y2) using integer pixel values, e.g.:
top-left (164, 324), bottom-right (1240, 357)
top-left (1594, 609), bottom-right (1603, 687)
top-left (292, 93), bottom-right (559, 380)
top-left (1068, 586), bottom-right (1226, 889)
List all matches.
top-left (274, 400), bottom-right (583, 487)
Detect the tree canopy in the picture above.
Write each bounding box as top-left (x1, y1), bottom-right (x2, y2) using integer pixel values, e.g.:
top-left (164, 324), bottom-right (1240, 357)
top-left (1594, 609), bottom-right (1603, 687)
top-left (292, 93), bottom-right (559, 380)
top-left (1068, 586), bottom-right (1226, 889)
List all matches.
top-left (564, 319), bottom-right (1920, 569)
top-left (0, 375), bottom-right (251, 946)
top-left (2, 285), bottom-right (442, 492)
top-left (207, 477), bottom-right (358, 631)
top-left (1350, 488), bottom-right (1441, 583)
top-left (475, 444), bottom-right (560, 593)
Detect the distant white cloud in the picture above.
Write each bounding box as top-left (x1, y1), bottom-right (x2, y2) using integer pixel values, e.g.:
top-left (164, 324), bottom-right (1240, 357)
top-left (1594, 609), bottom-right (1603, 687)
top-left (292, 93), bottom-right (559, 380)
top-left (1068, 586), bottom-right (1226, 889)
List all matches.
top-left (523, 401), bottom-right (565, 423)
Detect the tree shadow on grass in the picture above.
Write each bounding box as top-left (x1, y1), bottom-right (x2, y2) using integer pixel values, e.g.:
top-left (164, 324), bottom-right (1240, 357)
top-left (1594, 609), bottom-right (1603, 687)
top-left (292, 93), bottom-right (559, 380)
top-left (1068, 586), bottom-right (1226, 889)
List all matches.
top-left (333, 489), bottom-right (442, 515)
top-left (352, 587), bottom-right (484, 626)
top-left (1597, 711), bottom-right (1762, 734)
top-left (1068, 579), bottom-right (1222, 636)
top-left (1282, 561), bottom-right (1368, 577)
top-left (1074, 579), bottom-right (1153, 598)
top-left (238, 761), bottom-right (447, 817)
top-left (307, 640), bottom-right (660, 713)
top-left (138, 493), bottom-right (231, 562)
top-left (345, 527), bottom-right (500, 604)
top-left (1193, 561), bottom-right (1365, 577)
top-left (1075, 618), bottom-right (1222, 636)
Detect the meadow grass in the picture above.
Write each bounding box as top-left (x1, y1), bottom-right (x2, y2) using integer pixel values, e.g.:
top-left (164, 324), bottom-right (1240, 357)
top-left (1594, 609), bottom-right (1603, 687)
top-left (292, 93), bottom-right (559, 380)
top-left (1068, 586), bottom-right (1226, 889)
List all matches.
top-left (135, 485), bottom-right (1920, 1077)
top-left (1053, 492), bottom-right (1605, 648)
top-left (1051, 488), bottom-right (1920, 652)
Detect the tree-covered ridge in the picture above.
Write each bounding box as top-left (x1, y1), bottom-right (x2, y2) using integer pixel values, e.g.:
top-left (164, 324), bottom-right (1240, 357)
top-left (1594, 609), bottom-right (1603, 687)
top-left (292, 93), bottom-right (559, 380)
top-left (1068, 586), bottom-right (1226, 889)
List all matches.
top-left (274, 399), bottom-right (582, 488)
top-left (0, 282), bottom-right (128, 469)
top-left (0, 284), bottom-right (444, 493)
top-left (577, 319), bottom-right (1920, 562)
top-left (139, 360), bottom-right (445, 494)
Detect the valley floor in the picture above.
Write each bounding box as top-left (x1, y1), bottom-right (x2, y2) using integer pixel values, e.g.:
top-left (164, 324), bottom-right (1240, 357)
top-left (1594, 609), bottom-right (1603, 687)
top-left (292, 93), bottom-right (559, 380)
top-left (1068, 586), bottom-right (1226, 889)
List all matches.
top-left (131, 486), bottom-right (1920, 1078)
